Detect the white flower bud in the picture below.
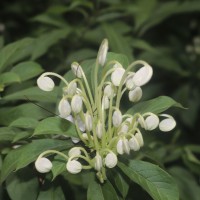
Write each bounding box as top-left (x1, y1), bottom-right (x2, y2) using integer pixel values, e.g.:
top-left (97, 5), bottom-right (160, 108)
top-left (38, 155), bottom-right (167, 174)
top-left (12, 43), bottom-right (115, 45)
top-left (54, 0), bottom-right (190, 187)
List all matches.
top-left (94, 152), bottom-right (102, 171)
top-left (135, 132), bottom-right (144, 147)
top-left (37, 76), bottom-right (55, 91)
top-left (159, 114), bottom-right (176, 132)
top-left (96, 121), bottom-right (103, 139)
top-left (145, 113), bottom-right (159, 130)
top-left (66, 82), bottom-right (77, 96)
top-left (66, 115), bottom-right (74, 123)
top-left (111, 67), bottom-right (125, 86)
top-left (102, 95), bottom-right (109, 109)
top-left (71, 95), bottom-right (83, 113)
top-left (128, 87), bottom-right (142, 102)
top-left (120, 124), bottom-right (129, 133)
top-left (71, 62), bottom-right (83, 78)
top-left (126, 73), bottom-right (135, 90)
top-left (71, 137), bottom-right (80, 143)
top-left (104, 84), bottom-right (115, 98)
top-left (68, 147), bottom-right (81, 158)
top-left (128, 136), bottom-right (140, 151)
top-left (58, 98), bottom-right (71, 118)
top-left (132, 64), bottom-right (153, 86)
top-left (82, 133), bottom-right (88, 140)
top-left (123, 138), bottom-right (130, 154)
top-left (105, 152), bottom-right (118, 168)
top-left (66, 160), bottom-right (82, 174)
top-left (112, 110), bottom-right (122, 127)
top-left (76, 116), bottom-right (85, 132)
top-left (85, 112), bottom-right (93, 131)
top-left (98, 39), bottom-right (108, 66)
top-left (117, 139), bottom-right (124, 155)
top-left (35, 157), bottom-right (52, 173)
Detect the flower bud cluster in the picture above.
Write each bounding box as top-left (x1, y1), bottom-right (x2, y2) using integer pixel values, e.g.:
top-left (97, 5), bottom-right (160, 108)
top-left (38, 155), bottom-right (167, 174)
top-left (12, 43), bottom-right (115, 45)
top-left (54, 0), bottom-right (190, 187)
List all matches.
top-left (35, 39), bottom-right (176, 183)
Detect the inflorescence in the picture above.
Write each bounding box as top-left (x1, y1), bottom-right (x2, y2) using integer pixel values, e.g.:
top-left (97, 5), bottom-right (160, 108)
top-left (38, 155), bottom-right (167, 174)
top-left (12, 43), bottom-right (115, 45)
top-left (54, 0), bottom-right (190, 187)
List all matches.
top-left (35, 39), bottom-right (176, 182)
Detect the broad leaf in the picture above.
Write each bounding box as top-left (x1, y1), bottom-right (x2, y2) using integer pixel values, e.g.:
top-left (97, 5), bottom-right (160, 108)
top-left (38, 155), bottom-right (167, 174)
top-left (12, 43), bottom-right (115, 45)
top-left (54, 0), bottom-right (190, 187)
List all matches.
top-left (87, 179), bottom-right (119, 200)
top-left (127, 96), bottom-right (183, 115)
top-left (118, 160), bottom-right (179, 200)
top-left (0, 127), bottom-right (16, 142)
top-left (11, 61), bottom-right (43, 81)
top-left (0, 139), bottom-right (73, 182)
top-left (34, 117), bottom-right (78, 137)
top-left (0, 72), bottom-right (20, 86)
top-left (10, 117), bottom-right (38, 129)
top-left (6, 167), bottom-right (39, 200)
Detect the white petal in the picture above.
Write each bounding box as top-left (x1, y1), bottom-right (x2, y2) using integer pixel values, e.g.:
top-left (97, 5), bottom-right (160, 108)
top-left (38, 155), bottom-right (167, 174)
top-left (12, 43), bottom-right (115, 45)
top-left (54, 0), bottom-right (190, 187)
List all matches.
top-left (102, 95), bottom-right (109, 110)
top-left (66, 82), bottom-right (77, 96)
top-left (96, 121), bottom-right (103, 139)
top-left (145, 114), bottom-right (159, 130)
top-left (68, 147), bottom-right (81, 158)
top-left (111, 67), bottom-right (125, 86)
top-left (128, 136), bottom-right (140, 151)
top-left (125, 73), bottom-right (135, 90)
top-left (104, 84), bottom-right (115, 98)
top-left (76, 116), bottom-right (85, 132)
top-left (117, 139), bottom-right (124, 155)
top-left (58, 98), bottom-right (71, 118)
top-left (71, 62), bottom-right (83, 78)
top-left (123, 138), bottom-right (130, 154)
top-left (135, 132), bottom-right (144, 147)
top-left (35, 157), bottom-right (52, 173)
top-left (112, 110), bottom-right (122, 127)
top-left (132, 64), bottom-right (153, 86)
top-left (66, 160), bottom-right (82, 174)
top-left (85, 112), bottom-right (93, 131)
top-left (128, 87), bottom-right (142, 102)
top-left (71, 95), bottom-right (83, 113)
top-left (37, 76), bottom-right (55, 91)
top-left (105, 152), bottom-right (118, 168)
top-left (71, 137), bottom-right (80, 143)
top-left (159, 115), bottom-right (176, 132)
top-left (98, 39), bottom-right (108, 66)
top-left (66, 115), bottom-right (74, 123)
top-left (94, 153), bottom-right (102, 171)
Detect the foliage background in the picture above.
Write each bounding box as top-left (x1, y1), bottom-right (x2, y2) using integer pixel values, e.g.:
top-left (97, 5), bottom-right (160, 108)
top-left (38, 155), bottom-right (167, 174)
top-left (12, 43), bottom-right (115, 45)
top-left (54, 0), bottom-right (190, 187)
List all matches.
top-left (0, 0), bottom-right (200, 199)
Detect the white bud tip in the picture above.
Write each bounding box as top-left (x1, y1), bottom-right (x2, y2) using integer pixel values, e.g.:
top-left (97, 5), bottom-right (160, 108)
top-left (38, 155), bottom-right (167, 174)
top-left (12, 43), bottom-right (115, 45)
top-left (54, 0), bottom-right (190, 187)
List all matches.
top-left (58, 98), bottom-right (71, 118)
top-left (96, 121), bottom-right (103, 139)
top-left (71, 95), bottom-right (83, 114)
top-left (85, 113), bottom-right (93, 131)
top-left (111, 67), bottom-right (125, 86)
top-left (105, 152), bottom-right (118, 168)
top-left (37, 76), bottom-right (55, 91)
top-left (66, 160), bottom-right (82, 174)
top-left (68, 147), bottom-right (81, 158)
top-left (94, 153), bottom-right (103, 171)
top-left (71, 137), bottom-right (80, 143)
top-left (145, 114), bottom-right (159, 130)
top-left (135, 132), bottom-right (144, 147)
top-left (112, 110), bottom-right (122, 127)
top-left (128, 136), bottom-right (140, 151)
top-left (102, 95), bottom-right (109, 110)
top-left (132, 64), bottom-right (153, 87)
top-left (159, 114), bottom-right (176, 132)
top-left (117, 139), bottom-right (124, 155)
top-left (71, 62), bottom-right (83, 78)
top-left (128, 87), bottom-right (142, 102)
top-left (35, 157), bottom-right (52, 173)
top-left (98, 39), bottom-right (108, 66)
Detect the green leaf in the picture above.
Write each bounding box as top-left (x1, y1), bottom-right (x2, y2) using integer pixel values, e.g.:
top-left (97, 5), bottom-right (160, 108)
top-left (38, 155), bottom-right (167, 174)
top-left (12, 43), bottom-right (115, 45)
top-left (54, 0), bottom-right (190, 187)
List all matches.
top-left (118, 160), bottom-right (179, 200)
top-left (3, 86), bottom-right (58, 103)
top-left (11, 61), bottom-right (43, 81)
top-left (102, 23), bottom-right (133, 61)
top-left (10, 117), bottom-right (38, 129)
top-left (127, 96), bottom-right (184, 115)
top-left (37, 185), bottom-right (65, 200)
top-left (34, 117), bottom-right (78, 137)
top-left (12, 131), bottom-right (32, 143)
top-left (31, 29), bottom-right (71, 60)
top-left (168, 166), bottom-right (200, 200)
top-left (6, 167), bottom-right (39, 200)
top-left (87, 179), bottom-right (119, 200)
top-left (0, 38), bottom-right (34, 72)
top-left (0, 139), bottom-right (73, 182)
top-left (106, 52), bottom-right (129, 68)
top-left (0, 72), bottom-right (20, 86)
top-left (0, 127), bottom-right (16, 142)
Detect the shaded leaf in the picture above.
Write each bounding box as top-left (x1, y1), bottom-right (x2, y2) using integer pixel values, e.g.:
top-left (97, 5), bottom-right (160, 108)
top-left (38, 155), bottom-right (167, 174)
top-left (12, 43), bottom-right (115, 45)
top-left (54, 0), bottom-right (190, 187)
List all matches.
top-left (10, 117), bottom-right (38, 129)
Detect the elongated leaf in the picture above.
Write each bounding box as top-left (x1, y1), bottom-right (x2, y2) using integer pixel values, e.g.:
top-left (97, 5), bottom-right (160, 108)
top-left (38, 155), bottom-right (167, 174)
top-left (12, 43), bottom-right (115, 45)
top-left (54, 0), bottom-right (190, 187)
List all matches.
top-left (0, 72), bottom-right (20, 86)
top-left (87, 179), bottom-right (119, 200)
top-left (3, 86), bottom-right (58, 103)
top-left (0, 38), bottom-right (34, 72)
top-left (0, 127), bottom-right (16, 142)
top-left (127, 96), bottom-right (183, 115)
top-left (11, 61), bottom-right (43, 81)
top-left (0, 139), bottom-right (73, 182)
top-left (10, 117), bottom-right (38, 129)
top-left (34, 117), bottom-right (78, 137)
top-left (6, 167), bottom-right (39, 200)
top-left (118, 160), bottom-right (179, 200)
